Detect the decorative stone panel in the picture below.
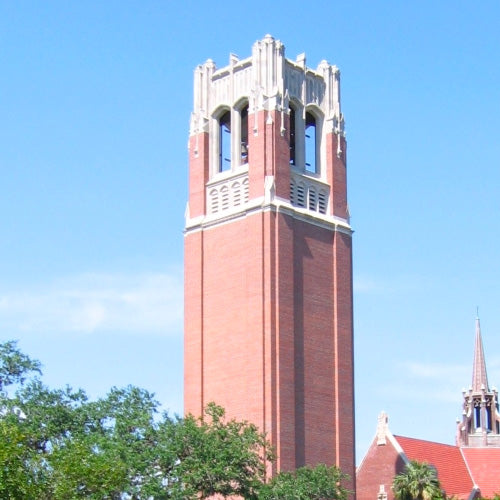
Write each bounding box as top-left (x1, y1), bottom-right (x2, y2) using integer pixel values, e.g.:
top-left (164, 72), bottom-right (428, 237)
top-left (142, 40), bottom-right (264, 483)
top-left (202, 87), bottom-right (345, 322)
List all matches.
top-left (290, 170), bottom-right (329, 214)
top-left (206, 171), bottom-right (249, 215)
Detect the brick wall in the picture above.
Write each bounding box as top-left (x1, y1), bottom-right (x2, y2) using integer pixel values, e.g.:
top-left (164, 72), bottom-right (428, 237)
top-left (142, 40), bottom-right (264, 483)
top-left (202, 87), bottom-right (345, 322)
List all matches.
top-left (357, 438), bottom-right (405, 500)
top-left (184, 106), bottom-right (355, 483)
top-left (184, 209), bottom-right (354, 477)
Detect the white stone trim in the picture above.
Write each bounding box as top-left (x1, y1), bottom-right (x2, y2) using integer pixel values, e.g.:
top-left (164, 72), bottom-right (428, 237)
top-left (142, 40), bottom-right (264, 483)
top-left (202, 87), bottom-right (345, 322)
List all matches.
top-left (206, 170), bottom-right (249, 215)
top-left (290, 169), bottom-right (330, 215)
top-left (190, 35), bottom-right (343, 137)
top-left (185, 194), bottom-right (351, 235)
top-left (460, 447), bottom-right (480, 499)
top-left (389, 433), bottom-right (409, 463)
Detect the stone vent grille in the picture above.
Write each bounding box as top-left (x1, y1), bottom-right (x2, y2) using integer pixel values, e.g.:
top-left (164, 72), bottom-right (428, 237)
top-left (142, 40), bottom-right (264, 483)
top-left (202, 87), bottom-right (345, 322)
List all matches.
top-left (207, 174), bottom-right (249, 214)
top-left (290, 172), bottom-right (328, 214)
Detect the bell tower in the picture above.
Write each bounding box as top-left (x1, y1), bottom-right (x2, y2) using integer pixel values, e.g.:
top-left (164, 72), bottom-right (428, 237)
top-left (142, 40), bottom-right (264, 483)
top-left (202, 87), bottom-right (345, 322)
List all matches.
top-left (457, 316), bottom-right (500, 447)
top-left (184, 35), bottom-right (355, 479)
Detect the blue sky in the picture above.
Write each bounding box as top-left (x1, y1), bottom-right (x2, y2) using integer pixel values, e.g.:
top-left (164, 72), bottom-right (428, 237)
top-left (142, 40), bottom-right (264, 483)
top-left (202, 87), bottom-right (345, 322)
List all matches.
top-left (2, 1), bottom-right (500, 464)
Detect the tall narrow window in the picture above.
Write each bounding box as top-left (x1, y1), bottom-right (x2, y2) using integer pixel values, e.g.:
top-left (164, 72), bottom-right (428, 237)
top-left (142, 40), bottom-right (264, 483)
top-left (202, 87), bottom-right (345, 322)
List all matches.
top-left (240, 105), bottom-right (248, 164)
top-left (289, 106), bottom-right (296, 165)
top-left (474, 403), bottom-right (481, 429)
top-left (219, 110), bottom-right (231, 172)
top-left (486, 403), bottom-right (492, 431)
top-left (305, 112), bottom-right (316, 173)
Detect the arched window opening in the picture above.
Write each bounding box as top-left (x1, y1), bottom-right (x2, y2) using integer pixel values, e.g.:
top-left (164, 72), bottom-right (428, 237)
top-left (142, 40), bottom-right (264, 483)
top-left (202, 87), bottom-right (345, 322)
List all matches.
top-left (289, 106), bottom-right (296, 166)
top-left (240, 105), bottom-right (249, 164)
top-left (486, 404), bottom-right (492, 431)
top-left (305, 112), bottom-right (317, 173)
top-left (474, 402), bottom-right (481, 430)
top-left (219, 110), bottom-right (231, 172)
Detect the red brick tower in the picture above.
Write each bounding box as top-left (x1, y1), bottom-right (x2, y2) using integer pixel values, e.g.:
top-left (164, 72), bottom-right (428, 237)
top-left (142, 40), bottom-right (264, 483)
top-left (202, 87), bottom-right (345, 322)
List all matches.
top-left (184, 35), bottom-right (355, 480)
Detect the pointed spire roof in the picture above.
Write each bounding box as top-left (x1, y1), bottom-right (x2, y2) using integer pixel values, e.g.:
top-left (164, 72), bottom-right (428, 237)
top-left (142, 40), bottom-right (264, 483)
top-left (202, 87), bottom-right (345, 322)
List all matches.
top-left (471, 315), bottom-right (489, 392)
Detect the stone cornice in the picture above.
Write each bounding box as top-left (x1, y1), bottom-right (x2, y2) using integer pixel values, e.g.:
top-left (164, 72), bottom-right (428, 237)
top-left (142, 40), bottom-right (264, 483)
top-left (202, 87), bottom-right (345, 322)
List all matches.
top-left (184, 197), bottom-right (352, 236)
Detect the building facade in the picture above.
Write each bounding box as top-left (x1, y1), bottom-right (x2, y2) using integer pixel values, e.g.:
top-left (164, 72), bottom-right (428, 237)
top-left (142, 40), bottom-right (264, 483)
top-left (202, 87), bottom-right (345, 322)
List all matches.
top-left (357, 318), bottom-right (500, 500)
top-left (184, 35), bottom-right (355, 479)
top-left (457, 317), bottom-right (500, 447)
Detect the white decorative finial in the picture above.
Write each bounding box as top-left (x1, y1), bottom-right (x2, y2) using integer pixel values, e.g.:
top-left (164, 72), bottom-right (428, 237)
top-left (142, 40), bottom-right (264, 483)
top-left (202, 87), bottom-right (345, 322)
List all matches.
top-left (377, 411), bottom-right (389, 445)
top-left (296, 52), bottom-right (306, 68)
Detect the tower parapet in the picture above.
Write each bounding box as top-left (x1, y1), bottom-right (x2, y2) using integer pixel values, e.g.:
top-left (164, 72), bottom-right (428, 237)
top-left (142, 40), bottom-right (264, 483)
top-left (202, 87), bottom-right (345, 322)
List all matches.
top-left (187, 34), bottom-right (349, 230)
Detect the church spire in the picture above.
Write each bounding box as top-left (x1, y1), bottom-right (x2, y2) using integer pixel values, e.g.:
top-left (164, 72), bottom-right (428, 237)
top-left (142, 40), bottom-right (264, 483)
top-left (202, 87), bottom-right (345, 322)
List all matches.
top-left (456, 314), bottom-right (500, 447)
top-left (471, 315), bottom-right (489, 392)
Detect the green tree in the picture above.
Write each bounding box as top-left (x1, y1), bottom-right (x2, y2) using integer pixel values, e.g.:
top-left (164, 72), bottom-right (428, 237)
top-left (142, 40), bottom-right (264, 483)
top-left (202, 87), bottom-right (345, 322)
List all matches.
top-left (0, 340), bottom-right (351, 499)
top-left (260, 463), bottom-right (349, 500)
top-left (0, 341), bottom-right (274, 499)
top-left (393, 460), bottom-right (443, 500)
top-left (0, 419), bottom-right (43, 499)
top-left (0, 341), bottom-right (164, 499)
top-left (162, 402), bottom-right (273, 499)
top-left (0, 340), bottom-right (41, 392)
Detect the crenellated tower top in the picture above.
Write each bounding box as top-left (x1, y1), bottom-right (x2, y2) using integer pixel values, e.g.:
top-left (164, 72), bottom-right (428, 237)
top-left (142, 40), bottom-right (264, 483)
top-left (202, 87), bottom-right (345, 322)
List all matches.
top-left (186, 35), bottom-right (349, 234)
top-left (190, 34), bottom-right (343, 138)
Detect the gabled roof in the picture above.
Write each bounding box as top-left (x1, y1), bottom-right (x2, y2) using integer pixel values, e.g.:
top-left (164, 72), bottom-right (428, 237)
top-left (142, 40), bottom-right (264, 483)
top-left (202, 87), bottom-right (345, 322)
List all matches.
top-left (357, 413), bottom-right (500, 500)
top-left (395, 436), bottom-right (474, 499)
top-left (461, 447), bottom-right (500, 498)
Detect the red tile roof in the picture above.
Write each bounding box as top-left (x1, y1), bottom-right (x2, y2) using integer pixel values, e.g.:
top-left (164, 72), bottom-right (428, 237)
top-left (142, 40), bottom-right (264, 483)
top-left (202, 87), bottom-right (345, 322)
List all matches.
top-left (461, 447), bottom-right (500, 498)
top-left (395, 436), bottom-right (474, 499)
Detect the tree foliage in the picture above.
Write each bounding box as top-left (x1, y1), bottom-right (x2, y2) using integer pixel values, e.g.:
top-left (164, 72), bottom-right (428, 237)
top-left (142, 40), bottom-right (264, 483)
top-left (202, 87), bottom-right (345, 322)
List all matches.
top-left (0, 341), bottom-right (350, 499)
top-left (260, 463), bottom-right (349, 500)
top-left (0, 340), bottom-right (41, 392)
top-left (160, 403), bottom-right (273, 499)
top-left (393, 460), bottom-right (443, 500)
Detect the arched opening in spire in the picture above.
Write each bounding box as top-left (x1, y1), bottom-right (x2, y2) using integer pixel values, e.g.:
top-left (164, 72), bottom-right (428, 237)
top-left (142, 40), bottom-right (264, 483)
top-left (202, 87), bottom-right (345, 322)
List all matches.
top-left (486, 402), bottom-right (493, 431)
top-left (474, 401), bottom-right (481, 430)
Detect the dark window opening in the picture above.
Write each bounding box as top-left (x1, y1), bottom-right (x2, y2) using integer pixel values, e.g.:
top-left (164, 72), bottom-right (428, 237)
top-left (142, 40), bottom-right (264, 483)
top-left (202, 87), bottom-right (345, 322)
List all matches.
top-left (305, 112), bottom-right (316, 173)
top-left (289, 107), bottom-right (296, 165)
top-left (486, 406), bottom-right (492, 431)
top-left (219, 111), bottom-right (231, 172)
top-left (474, 405), bottom-right (481, 429)
top-left (241, 105), bottom-right (248, 164)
